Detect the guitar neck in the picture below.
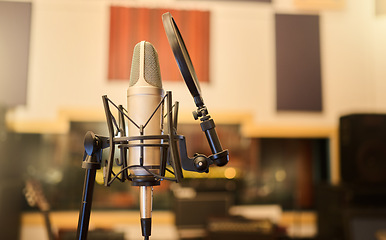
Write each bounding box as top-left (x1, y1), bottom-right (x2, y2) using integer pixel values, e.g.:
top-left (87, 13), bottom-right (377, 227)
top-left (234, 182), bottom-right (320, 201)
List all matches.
top-left (42, 210), bottom-right (55, 240)
top-left (24, 180), bottom-right (56, 240)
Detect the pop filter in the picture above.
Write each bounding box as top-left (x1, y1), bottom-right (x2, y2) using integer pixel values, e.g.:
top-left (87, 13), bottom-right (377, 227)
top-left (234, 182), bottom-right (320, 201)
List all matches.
top-left (162, 12), bottom-right (229, 168)
top-left (162, 12), bottom-right (204, 108)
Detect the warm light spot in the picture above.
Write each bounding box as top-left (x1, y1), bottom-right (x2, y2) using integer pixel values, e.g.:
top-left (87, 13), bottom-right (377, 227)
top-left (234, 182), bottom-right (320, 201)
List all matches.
top-left (224, 167), bottom-right (237, 179)
top-left (275, 169), bottom-right (286, 182)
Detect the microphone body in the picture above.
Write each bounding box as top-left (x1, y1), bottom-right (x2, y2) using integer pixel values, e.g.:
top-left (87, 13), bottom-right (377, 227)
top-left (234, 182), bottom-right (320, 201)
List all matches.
top-left (127, 41), bottom-right (164, 239)
top-left (127, 40), bottom-right (164, 182)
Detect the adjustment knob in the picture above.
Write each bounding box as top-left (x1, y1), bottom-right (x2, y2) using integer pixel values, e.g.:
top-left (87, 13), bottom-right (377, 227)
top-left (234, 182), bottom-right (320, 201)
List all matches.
top-left (193, 155), bottom-right (209, 173)
top-left (192, 111), bottom-right (199, 120)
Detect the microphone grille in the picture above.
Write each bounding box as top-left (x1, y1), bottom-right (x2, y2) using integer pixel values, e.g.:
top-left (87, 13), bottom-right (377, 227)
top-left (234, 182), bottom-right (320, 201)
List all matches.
top-left (129, 41), bottom-right (162, 88)
top-left (144, 42), bottom-right (162, 88)
top-left (129, 43), bottom-right (141, 86)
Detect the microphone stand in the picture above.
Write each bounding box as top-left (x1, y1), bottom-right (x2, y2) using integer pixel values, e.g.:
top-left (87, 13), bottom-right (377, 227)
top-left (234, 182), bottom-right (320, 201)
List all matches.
top-left (76, 132), bottom-right (108, 240)
top-left (77, 168), bottom-right (97, 240)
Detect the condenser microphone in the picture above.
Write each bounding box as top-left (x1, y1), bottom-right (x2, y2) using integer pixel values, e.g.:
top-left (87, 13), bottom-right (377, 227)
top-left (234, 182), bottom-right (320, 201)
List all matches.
top-left (127, 41), bottom-right (164, 239)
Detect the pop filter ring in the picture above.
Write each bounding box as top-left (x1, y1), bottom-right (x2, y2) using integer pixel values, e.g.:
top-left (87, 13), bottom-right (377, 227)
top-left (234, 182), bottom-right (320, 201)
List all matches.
top-left (162, 12), bottom-right (204, 108)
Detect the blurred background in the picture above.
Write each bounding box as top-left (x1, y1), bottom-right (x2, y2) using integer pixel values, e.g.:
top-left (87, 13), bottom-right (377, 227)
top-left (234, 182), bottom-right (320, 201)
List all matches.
top-left (1, 0), bottom-right (386, 239)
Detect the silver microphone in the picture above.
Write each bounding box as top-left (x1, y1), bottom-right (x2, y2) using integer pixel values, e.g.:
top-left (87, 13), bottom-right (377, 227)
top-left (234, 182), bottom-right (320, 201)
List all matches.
top-left (127, 41), bottom-right (164, 239)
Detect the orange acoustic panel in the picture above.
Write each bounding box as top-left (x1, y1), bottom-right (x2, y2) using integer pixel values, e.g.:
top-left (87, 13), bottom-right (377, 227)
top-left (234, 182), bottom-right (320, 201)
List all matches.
top-left (108, 7), bottom-right (210, 82)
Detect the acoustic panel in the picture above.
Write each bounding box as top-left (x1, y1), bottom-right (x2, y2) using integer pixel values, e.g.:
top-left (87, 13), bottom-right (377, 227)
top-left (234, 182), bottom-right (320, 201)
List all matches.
top-left (0, 2), bottom-right (31, 106)
top-left (108, 7), bottom-right (210, 82)
top-left (275, 14), bottom-right (322, 112)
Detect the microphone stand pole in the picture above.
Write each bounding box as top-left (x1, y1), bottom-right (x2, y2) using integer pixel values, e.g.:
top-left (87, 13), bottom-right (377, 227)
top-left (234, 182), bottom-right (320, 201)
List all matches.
top-left (76, 132), bottom-right (104, 240)
top-left (77, 168), bottom-right (97, 240)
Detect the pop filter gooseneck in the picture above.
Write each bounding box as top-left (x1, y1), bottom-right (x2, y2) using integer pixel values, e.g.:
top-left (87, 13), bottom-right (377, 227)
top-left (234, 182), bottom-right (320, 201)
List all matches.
top-left (162, 12), bottom-right (229, 168)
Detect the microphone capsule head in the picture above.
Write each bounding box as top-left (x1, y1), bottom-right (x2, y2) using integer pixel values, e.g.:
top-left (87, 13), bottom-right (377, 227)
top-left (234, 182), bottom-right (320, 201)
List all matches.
top-left (129, 41), bottom-right (162, 89)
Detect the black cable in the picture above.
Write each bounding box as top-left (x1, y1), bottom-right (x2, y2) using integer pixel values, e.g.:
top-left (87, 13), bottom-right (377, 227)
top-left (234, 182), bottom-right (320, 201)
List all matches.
top-left (110, 171), bottom-right (122, 182)
top-left (165, 167), bottom-right (175, 175)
